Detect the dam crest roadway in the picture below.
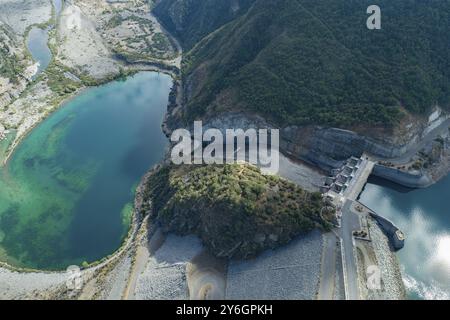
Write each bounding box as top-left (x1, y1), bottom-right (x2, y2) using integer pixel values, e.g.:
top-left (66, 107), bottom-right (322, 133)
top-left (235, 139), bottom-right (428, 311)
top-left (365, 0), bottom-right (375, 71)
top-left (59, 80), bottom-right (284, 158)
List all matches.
top-left (318, 155), bottom-right (405, 300)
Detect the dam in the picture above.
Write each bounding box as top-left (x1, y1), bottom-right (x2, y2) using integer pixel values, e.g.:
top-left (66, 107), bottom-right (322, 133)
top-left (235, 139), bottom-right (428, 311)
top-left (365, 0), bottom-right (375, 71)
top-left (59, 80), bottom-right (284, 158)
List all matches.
top-left (319, 155), bottom-right (405, 300)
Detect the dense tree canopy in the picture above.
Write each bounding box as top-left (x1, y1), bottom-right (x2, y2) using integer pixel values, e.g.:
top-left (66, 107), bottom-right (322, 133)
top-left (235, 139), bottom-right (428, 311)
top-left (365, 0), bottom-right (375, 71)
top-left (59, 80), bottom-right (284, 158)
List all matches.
top-left (155, 0), bottom-right (450, 128)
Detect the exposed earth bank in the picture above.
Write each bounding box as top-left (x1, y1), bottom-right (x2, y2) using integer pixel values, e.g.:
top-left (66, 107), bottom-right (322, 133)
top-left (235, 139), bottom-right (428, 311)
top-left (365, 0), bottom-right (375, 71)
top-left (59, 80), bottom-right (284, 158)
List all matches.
top-left (166, 98), bottom-right (450, 189)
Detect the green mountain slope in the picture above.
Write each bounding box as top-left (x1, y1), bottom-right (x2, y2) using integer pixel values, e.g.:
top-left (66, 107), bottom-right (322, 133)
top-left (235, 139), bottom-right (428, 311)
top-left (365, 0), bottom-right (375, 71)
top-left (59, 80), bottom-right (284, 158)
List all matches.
top-left (171, 0), bottom-right (450, 128)
top-left (153, 0), bottom-right (256, 50)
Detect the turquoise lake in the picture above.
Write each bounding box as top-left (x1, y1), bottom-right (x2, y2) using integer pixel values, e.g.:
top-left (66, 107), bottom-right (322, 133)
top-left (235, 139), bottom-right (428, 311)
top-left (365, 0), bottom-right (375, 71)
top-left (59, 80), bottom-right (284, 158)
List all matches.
top-left (0, 72), bottom-right (172, 270)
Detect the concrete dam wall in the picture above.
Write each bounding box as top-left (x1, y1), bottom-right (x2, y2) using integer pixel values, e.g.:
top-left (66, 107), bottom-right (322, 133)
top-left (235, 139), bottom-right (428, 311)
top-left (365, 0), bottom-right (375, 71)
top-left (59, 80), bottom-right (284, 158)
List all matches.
top-left (372, 164), bottom-right (433, 188)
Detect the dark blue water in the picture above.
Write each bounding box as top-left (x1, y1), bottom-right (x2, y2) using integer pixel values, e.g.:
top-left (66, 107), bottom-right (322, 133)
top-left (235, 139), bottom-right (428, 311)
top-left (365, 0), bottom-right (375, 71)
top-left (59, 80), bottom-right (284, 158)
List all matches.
top-left (359, 176), bottom-right (450, 300)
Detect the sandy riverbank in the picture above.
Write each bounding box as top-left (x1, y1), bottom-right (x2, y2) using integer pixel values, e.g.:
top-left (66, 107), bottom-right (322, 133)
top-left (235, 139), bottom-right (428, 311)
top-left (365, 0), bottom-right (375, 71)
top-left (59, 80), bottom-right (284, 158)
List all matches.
top-left (0, 0), bottom-right (52, 35)
top-left (186, 251), bottom-right (227, 300)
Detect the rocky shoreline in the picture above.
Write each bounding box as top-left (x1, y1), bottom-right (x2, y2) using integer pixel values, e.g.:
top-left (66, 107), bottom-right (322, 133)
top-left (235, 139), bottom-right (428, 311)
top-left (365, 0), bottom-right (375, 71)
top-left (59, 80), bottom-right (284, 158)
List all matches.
top-left (356, 217), bottom-right (406, 300)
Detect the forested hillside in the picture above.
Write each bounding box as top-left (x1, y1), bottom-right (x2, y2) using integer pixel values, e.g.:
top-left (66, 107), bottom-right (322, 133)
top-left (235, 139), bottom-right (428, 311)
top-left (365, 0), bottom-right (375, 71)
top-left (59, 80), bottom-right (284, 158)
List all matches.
top-left (155, 0), bottom-right (450, 129)
top-left (153, 0), bottom-right (256, 50)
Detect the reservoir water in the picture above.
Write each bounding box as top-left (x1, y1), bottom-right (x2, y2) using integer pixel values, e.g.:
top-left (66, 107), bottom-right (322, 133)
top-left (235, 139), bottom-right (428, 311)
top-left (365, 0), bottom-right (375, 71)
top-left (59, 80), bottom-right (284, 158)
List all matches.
top-left (0, 72), bottom-right (172, 270)
top-left (26, 27), bottom-right (52, 78)
top-left (26, 0), bottom-right (63, 78)
top-left (53, 0), bottom-right (63, 18)
top-left (359, 176), bottom-right (450, 300)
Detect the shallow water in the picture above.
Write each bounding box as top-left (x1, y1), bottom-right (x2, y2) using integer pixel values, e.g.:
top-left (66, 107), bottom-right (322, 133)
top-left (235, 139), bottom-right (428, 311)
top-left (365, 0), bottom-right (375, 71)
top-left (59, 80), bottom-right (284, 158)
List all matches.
top-left (0, 72), bottom-right (172, 270)
top-left (359, 176), bottom-right (450, 300)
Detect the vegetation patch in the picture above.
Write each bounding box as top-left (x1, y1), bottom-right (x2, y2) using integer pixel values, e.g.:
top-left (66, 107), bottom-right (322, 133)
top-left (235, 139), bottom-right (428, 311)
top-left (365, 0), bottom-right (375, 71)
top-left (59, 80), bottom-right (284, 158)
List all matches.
top-left (105, 13), bottom-right (176, 62)
top-left (157, 0), bottom-right (450, 129)
top-left (143, 163), bottom-right (333, 258)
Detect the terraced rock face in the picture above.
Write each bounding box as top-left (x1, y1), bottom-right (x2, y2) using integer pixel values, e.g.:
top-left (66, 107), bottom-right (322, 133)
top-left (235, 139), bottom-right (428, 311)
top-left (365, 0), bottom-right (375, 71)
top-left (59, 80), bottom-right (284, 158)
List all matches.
top-left (57, 2), bottom-right (120, 79)
top-left (72, 0), bottom-right (178, 66)
top-left (142, 164), bottom-right (333, 259)
top-left (0, 0), bottom-right (52, 35)
top-left (0, 23), bottom-right (37, 115)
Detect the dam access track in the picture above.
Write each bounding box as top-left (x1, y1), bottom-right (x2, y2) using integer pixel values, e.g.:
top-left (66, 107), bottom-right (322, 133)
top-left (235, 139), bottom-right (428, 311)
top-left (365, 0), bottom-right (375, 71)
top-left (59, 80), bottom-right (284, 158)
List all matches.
top-left (318, 155), bottom-right (403, 300)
